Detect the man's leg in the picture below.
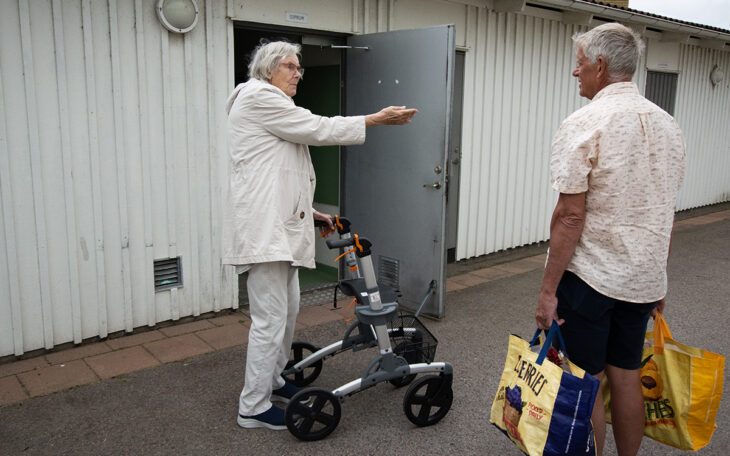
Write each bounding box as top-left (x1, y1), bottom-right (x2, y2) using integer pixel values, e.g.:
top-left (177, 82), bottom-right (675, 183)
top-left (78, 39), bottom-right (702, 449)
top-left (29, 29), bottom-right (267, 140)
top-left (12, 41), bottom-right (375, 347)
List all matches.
top-left (555, 272), bottom-right (613, 455)
top-left (605, 365), bottom-right (644, 456)
top-left (604, 301), bottom-right (655, 455)
top-left (590, 371), bottom-right (606, 456)
top-left (239, 262), bottom-right (290, 417)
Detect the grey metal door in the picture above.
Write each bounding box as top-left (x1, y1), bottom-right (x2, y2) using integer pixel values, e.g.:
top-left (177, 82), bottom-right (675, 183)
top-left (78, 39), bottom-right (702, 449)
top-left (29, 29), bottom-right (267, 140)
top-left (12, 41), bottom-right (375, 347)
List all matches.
top-left (343, 25), bottom-right (455, 318)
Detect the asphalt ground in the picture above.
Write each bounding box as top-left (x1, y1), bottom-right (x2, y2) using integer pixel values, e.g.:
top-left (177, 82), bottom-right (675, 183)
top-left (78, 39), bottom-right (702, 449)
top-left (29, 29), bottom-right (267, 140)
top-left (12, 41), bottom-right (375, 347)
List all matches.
top-left (1, 215), bottom-right (728, 455)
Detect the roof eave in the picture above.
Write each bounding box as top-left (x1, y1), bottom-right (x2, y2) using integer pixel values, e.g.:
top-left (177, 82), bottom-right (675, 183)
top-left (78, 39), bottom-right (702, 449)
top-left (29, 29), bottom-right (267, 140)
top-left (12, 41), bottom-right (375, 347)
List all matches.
top-left (532, 0), bottom-right (730, 42)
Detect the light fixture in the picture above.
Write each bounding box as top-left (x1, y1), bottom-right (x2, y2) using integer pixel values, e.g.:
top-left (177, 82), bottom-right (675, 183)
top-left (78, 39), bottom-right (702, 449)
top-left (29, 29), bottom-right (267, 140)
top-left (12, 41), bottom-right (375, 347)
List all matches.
top-left (710, 64), bottom-right (725, 87)
top-left (156, 0), bottom-right (199, 34)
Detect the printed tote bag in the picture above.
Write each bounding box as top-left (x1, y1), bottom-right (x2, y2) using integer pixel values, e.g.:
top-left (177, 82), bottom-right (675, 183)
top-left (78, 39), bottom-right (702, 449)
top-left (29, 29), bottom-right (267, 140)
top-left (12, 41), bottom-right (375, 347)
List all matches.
top-left (491, 322), bottom-right (600, 455)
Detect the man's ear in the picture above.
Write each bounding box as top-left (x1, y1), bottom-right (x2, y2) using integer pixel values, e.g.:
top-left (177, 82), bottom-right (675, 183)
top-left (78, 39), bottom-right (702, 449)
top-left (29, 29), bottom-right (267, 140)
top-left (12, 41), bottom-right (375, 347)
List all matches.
top-left (595, 56), bottom-right (608, 80)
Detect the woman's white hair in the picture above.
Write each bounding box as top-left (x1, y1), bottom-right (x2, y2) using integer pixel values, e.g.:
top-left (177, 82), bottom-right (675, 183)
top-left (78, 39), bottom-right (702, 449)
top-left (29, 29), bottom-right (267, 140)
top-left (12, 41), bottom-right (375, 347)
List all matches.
top-left (573, 23), bottom-right (645, 81)
top-left (248, 40), bottom-right (301, 81)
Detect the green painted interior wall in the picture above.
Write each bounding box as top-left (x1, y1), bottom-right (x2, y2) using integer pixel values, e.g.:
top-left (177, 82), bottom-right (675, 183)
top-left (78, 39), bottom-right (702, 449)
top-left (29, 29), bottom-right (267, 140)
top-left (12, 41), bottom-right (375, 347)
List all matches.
top-left (294, 65), bottom-right (340, 206)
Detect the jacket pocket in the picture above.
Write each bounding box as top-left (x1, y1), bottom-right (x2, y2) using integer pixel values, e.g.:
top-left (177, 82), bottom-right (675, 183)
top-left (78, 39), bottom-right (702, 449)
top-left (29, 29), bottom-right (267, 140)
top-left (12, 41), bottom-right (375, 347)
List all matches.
top-left (283, 192), bottom-right (308, 228)
top-left (283, 191), bottom-right (313, 264)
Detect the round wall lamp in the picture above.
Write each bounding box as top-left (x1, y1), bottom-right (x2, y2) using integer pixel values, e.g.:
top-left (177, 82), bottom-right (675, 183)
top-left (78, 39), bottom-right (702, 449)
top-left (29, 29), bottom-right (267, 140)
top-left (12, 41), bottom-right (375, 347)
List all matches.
top-left (710, 64), bottom-right (725, 87)
top-left (156, 0), bottom-right (199, 34)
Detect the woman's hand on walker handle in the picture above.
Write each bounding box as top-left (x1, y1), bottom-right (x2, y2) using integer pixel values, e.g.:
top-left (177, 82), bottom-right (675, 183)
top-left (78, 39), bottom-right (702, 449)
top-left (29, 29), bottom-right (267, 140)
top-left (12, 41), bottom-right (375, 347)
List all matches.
top-left (313, 210), bottom-right (335, 236)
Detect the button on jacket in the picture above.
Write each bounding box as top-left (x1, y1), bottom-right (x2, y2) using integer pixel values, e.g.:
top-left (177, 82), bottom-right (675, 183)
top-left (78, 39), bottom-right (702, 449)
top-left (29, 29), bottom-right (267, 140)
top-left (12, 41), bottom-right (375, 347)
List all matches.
top-left (223, 78), bottom-right (366, 268)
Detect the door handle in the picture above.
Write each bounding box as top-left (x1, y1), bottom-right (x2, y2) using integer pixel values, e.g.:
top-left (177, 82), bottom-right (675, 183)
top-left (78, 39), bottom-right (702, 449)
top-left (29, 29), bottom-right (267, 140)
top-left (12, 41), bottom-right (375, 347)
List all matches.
top-left (423, 181), bottom-right (442, 190)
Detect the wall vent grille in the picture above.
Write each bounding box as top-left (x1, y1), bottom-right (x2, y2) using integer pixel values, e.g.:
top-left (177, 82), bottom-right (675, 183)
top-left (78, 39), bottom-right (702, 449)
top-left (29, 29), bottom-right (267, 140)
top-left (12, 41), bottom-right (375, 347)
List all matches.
top-left (646, 71), bottom-right (678, 115)
top-left (154, 257), bottom-right (183, 291)
top-left (378, 256), bottom-right (400, 292)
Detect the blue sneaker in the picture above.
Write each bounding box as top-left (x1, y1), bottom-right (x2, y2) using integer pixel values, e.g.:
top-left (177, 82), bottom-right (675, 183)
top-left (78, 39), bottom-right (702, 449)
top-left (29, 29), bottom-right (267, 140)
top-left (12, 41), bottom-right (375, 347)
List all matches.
top-left (237, 405), bottom-right (287, 430)
top-left (271, 382), bottom-right (300, 404)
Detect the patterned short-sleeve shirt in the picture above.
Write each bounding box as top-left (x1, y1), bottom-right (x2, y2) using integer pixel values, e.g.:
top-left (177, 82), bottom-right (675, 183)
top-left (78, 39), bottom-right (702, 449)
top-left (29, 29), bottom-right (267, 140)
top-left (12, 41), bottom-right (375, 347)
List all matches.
top-left (551, 82), bottom-right (686, 303)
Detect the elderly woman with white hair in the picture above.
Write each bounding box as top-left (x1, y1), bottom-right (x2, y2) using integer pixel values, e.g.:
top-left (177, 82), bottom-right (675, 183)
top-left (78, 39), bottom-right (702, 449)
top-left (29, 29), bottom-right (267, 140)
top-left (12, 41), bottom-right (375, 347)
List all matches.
top-left (223, 40), bottom-right (417, 430)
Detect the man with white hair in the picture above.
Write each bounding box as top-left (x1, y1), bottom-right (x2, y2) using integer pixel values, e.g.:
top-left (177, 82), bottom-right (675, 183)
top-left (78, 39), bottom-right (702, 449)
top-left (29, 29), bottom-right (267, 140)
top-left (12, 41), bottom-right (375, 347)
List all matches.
top-left (224, 40), bottom-right (417, 431)
top-left (535, 23), bottom-right (686, 455)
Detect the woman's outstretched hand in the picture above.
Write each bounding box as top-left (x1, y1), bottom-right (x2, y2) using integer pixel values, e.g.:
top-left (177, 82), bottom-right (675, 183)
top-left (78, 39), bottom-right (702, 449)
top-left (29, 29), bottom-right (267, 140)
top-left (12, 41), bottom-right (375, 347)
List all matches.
top-left (366, 106), bottom-right (418, 127)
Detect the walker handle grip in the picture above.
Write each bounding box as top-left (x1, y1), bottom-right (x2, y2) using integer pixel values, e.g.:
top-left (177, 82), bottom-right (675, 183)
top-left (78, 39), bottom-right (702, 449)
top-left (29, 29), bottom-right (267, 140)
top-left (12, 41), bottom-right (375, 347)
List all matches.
top-left (326, 238), bottom-right (355, 249)
top-left (313, 217), bottom-right (335, 228)
top-left (334, 216), bottom-right (352, 235)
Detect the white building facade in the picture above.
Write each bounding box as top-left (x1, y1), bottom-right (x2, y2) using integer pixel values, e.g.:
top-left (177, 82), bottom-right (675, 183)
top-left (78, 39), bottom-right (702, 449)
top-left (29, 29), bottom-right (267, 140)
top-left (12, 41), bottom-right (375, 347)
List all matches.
top-left (1, 0), bottom-right (729, 357)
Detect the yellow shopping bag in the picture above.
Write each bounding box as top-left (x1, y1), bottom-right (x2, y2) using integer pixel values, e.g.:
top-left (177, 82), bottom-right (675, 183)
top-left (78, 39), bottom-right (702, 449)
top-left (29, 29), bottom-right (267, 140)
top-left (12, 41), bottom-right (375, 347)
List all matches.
top-left (603, 313), bottom-right (725, 450)
top-left (491, 322), bottom-right (599, 456)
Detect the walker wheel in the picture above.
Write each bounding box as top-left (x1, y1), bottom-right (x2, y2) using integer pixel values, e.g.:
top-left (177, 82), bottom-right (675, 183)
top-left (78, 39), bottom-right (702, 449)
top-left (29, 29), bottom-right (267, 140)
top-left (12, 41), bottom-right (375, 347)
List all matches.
top-left (285, 388), bottom-right (341, 441)
top-left (389, 373), bottom-right (417, 387)
top-left (283, 342), bottom-right (323, 387)
top-left (403, 374), bottom-right (453, 427)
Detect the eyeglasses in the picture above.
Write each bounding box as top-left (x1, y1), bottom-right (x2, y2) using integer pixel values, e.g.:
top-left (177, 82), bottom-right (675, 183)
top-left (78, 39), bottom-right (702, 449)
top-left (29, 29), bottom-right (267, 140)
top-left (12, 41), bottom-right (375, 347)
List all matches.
top-left (279, 62), bottom-right (304, 76)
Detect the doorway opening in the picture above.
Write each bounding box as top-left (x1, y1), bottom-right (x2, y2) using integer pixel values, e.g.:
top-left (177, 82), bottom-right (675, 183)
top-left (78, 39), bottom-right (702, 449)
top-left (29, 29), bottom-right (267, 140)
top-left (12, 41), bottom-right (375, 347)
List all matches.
top-left (232, 23), bottom-right (464, 310)
top-left (233, 24), bottom-right (348, 306)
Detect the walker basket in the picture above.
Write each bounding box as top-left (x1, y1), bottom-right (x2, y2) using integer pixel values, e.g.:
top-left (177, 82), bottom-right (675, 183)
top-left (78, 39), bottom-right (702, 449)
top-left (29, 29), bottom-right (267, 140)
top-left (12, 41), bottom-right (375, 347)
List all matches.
top-left (387, 315), bottom-right (437, 364)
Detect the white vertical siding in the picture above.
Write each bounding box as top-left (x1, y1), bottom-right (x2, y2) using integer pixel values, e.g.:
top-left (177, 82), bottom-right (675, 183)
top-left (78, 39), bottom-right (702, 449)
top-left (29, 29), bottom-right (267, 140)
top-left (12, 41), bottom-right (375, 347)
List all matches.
top-left (674, 44), bottom-right (730, 210)
top-left (455, 6), bottom-right (715, 261)
top-left (458, 7), bottom-right (588, 260)
top-left (0, 51), bottom-right (24, 355)
top-left (1, 0), bottom-right (728, 356)
top-left (109, 0), bottom-right (133, 333)
top-left (51, 0), bottom-right (83, 346)
top-left (1, 0), bottom-right (44, 355)
top-left (0, 0), bottom-right (234, 356)
top-left (20, 0), bottom-right (55, 350)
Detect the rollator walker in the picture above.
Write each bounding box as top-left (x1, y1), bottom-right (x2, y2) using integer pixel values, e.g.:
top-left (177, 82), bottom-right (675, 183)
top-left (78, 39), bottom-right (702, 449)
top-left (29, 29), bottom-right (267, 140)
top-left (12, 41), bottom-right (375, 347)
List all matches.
top-left (281, 216), bottom-right (454, 441)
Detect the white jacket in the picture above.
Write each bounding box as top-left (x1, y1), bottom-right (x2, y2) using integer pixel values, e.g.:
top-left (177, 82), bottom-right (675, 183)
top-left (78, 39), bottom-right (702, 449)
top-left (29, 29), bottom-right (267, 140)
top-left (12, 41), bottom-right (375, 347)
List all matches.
top-left (222, 78), bottom-right (366, 268)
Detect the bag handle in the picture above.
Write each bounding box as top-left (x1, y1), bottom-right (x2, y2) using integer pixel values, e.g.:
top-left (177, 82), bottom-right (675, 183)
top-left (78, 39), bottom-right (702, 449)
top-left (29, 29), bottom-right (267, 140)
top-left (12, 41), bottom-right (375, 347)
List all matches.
top-left (652, 311), bottom-right (673, 352)
top-left (531, 321), bottom-right (569, 365)
top-left (529, 328), bottom-right (544, 347)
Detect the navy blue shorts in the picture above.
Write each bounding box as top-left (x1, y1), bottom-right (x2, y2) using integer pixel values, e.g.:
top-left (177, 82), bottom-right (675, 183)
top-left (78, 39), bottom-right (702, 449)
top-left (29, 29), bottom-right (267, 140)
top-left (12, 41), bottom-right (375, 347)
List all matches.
top-left (555, 271), bottom-right (656, 375)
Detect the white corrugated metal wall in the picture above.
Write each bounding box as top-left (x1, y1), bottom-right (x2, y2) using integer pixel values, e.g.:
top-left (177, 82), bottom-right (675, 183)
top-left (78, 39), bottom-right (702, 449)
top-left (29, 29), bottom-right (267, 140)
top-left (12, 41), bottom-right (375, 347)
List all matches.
top-left (675, 44), bottom-right (730, 210)
top-left (0, 0), bottom-right (404, 358)
top-left (456, 4), bottom-right (724, 260)
top-left (458, 6), bottom-right (587, 260)
top-left (0, 0), bottom-right (236, 357)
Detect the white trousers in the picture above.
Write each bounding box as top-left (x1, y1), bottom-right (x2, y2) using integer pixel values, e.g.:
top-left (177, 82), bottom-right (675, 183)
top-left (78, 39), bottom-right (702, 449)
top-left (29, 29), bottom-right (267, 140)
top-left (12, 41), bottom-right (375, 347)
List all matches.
top-left (238, 261), bottom-right (300, 416)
